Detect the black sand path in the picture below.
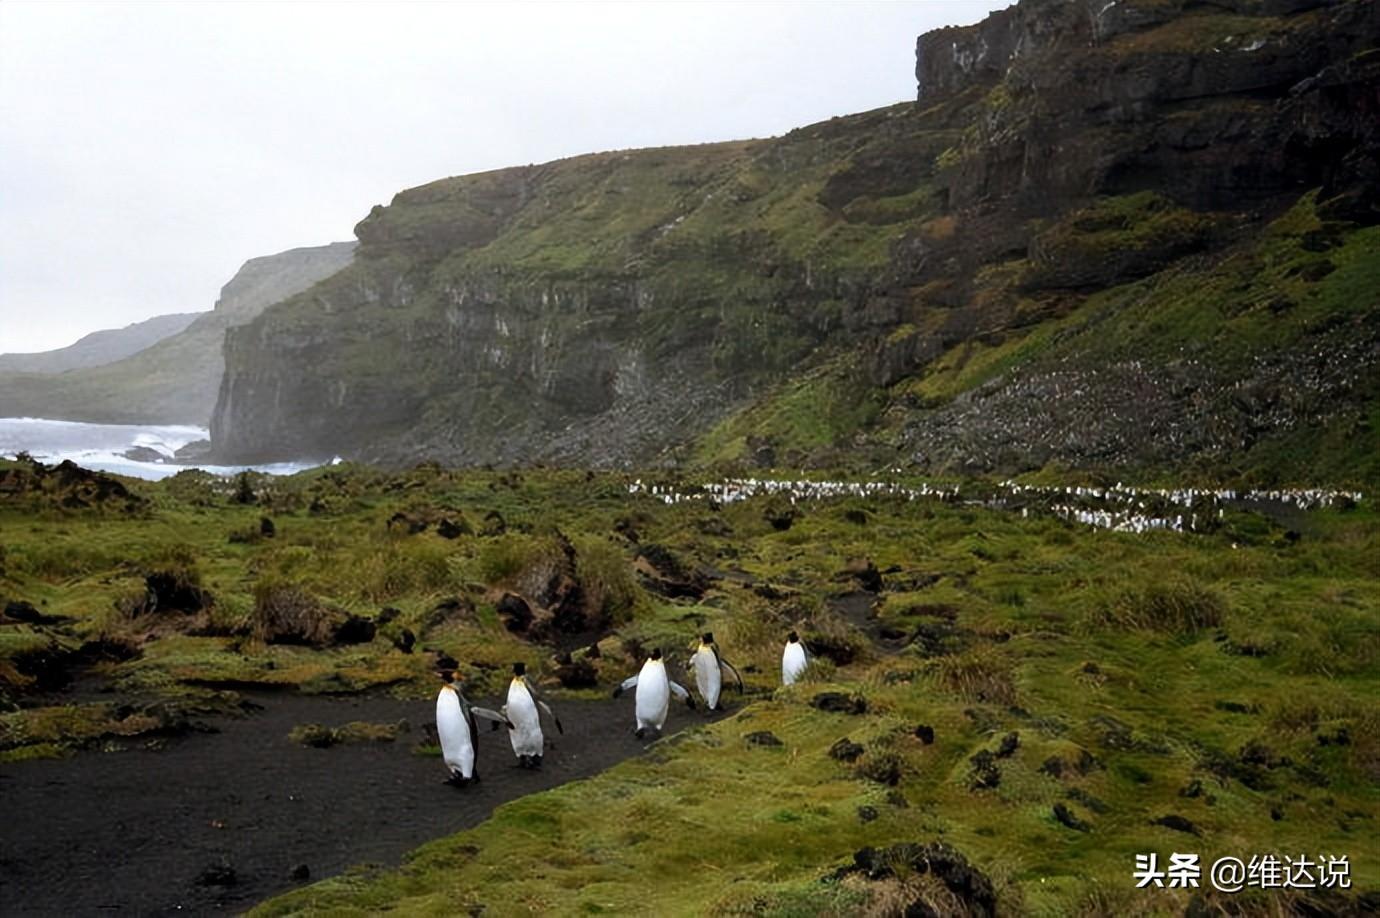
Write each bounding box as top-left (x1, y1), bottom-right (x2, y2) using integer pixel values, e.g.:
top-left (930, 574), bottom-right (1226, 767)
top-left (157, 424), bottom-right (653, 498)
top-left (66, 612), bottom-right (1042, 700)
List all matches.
top-left (0, 689), bottom-right (715, 915)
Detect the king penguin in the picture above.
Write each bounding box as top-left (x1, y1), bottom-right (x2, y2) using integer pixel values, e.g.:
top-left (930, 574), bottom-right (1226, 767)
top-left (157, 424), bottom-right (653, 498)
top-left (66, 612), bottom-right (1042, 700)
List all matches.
top-left (503, 662), bottom-right (563, 769)
top-left (614, 648), bottom-right (695, 738)
top-left (689, 631), bottom-right (743, 711)
top-left (782, 631), bottom-right (808, 685)
top-left (435, 669), bottom-right (510, 787)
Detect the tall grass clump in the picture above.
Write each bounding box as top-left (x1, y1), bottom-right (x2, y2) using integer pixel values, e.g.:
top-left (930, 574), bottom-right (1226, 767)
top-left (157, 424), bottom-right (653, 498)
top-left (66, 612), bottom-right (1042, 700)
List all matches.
top-left (1084, 576), bottom-right (1225, 634)
top-left (347, 538), bottom-right (458, 604)
top-left (573, 537), bottom-right (643, 626)
top-left (928, 647), bottom-right (1017, 705)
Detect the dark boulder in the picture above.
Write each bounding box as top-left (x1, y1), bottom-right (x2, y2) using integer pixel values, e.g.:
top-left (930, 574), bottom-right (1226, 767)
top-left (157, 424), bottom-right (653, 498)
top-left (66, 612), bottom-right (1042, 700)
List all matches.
top-left (333, 614), bottom-right (376, 645)
top-left (436, 516), bottom-right (471, 539)
top-left (496, 593), bottom-right (534, 634)
top-left (914, 724), bottom-right (936, 745)
top-left (552, 655), bottom-right (598, 689)
top-left (1153, 814), bottom-right (1201, 836)
top-left (836, 842), bottom-right (996, 918)
top-left (829, 737), bottom-right (865, 762)
top-left (744, 731), bottom-right (784, 747)
top-left (967, 750), bottom-right (1001, 791)
top-left (811, 692), bottom-right (867, 715)
top-left (1053, 803), bottom-right (1091, 833)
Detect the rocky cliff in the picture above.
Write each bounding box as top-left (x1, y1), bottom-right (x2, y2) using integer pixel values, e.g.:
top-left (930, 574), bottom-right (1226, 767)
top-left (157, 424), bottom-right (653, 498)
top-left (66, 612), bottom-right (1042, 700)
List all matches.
top-left (212, 0), bottom-right (1379, 484)
top-left (0, 312), bottom-right (200, 374)
top-left (0, 242), bottom-right (355, 425)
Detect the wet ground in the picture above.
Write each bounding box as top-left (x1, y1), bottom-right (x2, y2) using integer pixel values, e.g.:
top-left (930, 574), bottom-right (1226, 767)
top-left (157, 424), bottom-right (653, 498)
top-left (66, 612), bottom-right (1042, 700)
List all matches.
top-left (0, 688), bottom-right (717, 915)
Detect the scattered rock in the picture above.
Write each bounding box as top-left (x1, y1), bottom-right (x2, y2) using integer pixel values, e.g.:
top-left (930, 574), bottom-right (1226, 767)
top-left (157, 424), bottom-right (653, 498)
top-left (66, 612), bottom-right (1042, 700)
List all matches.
top-left (886, 790), bottom-right (909, 809)
top-left (843, 508), bottom-right (869, 526)
top-left (496, 593), bottom-right (533, 633)
top-left (763, 503), bottom-right (796, 531)
top-left (480, 510), bottom-right (506, 537)
top-left (857, 805), bottom-right (879, 823)
top-left (967, 751), bottom-right (1001, 791)
top-left (172, 439), bottom-right (213, 462)
top-left (195, 862), bottom-right (237, 887)
top-left (259, 517), bottom-right (276, 538)
top-left (552, 655), bottom-right (597, 689)
top-left (420, 596), bottom-right (475, 633)
top-left (744, 731), bottom-right (784, 747)
top-left (857, 753), bottom-right (903, 786)
top-left (377, 606), bottom-right (400, 626)
top-left (811, 692), bottom-right (867, 715)
top-left (392, 628), bottom-right (416, 654)
top-left (829, 737), bottom-right (865, 762)
top-left (835, 842), bottom-right (996, 918)
top-left (122, 445), bottom-right (167, 463)
top-left (633, 544), bottom-right (707, 599)
top-left (914, 724), bottom-right (935, 745)
top-left (1152, 814), bottom-right (1201, 836)
top-left (436, 516), bottom-right (471, 539)
top-left (841, 557), bottom-right (883, 593)
top-left (1067, 788), bottom-right (1109, 814)
top-left (1213, 700), bottom-right (1257, 714)
top-left (333, 614), bottom-right (376, 645)
top-left (1053, 803), bottom-right (1090, 832)
top-left (3, 600), bottom-right (65, 626)
top-left (140, 569), bottom-right (212, 616)
top-left (386, 511), bottom-right (428, 534)
top-left (994, 731), bottom-right (1019, 758)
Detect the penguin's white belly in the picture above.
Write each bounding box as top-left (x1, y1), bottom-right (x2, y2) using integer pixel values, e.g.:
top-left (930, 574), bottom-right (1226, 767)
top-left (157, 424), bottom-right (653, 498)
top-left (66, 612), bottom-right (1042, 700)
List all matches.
top-left (507, 684), bottom-right (543, 756)
top-left (436, 690), bottom-right (476, 778)
top-left (636, 667), bottom-right (670, 730)
top-left (782, 644), bottom-right (807, 685)
top-left (693, 650), bottom-right (721, 708)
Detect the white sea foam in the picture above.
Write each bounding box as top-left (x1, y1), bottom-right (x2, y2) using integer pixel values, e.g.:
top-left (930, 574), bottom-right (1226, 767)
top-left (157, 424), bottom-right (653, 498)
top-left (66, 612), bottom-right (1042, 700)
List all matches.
top-left (0, 417), bottom-right (318, 481)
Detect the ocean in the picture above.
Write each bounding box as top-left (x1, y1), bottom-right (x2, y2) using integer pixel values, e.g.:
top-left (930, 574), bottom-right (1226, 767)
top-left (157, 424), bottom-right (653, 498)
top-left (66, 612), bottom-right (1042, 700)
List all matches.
top-left (0, 417), bottom-right (319, 481)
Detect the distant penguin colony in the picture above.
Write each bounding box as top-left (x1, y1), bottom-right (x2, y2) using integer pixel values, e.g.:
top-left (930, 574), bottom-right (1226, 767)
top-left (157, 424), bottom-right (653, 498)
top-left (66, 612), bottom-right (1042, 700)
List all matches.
top-left (613, 648), bottom-right (695, 738)
top-left (782, 631), bottom-right (808, 685)
top-left (689, 632), bottom-right (743, 711)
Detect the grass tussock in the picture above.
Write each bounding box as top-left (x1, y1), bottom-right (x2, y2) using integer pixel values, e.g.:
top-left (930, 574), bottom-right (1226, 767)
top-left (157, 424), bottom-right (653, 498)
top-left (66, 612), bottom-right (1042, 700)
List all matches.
top-left (927, 648), bottom-right (1017, 706)
top-left (1084, 576), bottom-right (1225, 633)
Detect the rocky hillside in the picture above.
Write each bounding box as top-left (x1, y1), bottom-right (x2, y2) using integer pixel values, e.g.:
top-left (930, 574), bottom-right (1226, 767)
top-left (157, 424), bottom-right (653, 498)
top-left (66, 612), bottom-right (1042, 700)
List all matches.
top-left (0, 243), bottom-right (355, 425)
top-left (0, 312), bottom-right (200, 374)
top-left (212, 0), bottom-right (1378, 485)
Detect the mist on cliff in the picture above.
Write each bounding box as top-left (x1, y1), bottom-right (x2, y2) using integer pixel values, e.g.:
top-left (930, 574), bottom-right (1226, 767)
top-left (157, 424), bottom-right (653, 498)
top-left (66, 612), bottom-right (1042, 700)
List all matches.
top-left (0, 1), bottom-right (1007, 355)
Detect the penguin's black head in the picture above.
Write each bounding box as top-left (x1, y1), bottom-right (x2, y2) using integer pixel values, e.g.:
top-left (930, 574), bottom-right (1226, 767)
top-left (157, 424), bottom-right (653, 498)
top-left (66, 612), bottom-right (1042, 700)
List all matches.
top-left (788, 630), bottom-right (799, 643)
top-left (512, 661), bottom-right (526, 676)
top-left (702, 631), bottom-right (714, 644)
top-left (438, 669), bottom-right (455, 684)
top-left (650, 648), bottom-right (663, 661)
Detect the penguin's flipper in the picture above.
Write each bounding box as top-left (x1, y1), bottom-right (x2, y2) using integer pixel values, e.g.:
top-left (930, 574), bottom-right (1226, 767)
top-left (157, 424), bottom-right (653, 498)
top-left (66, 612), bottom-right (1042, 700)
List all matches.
top-left (719, 657), bottom-right (745, 693)
top-left (536, 699), bottom-right (564, 735)
top-left (669, 680), bottom-right (696, 709)
top-left (613, 674), bottom-right (639, 698)
top-left (472, 706), bottom-right (513, 730)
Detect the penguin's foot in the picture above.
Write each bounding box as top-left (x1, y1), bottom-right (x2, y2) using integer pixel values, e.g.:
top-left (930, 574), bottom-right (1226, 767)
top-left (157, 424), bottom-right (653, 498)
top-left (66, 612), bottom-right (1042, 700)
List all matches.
top-left (634, 727), bottom-right (646, 740)
top-left (530, 754), bottom-right (543, 768)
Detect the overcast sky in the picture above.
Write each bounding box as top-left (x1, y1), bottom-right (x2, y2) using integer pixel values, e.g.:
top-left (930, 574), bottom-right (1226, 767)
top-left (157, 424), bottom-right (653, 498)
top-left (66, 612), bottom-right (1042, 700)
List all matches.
top-left (0, 0), bottom-right (1007, 355)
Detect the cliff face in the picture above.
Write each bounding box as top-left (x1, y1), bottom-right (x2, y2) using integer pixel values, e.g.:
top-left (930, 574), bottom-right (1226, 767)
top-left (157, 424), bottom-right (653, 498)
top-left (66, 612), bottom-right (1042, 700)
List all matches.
top-left (213, 0), bottom-right (1378, 482)
top-left (0, 243), bottom-right (355, 425)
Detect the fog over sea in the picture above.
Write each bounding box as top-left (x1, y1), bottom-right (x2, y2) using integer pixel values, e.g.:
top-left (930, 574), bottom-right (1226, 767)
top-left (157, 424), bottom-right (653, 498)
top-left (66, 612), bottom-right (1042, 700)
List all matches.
top-left (0, 417), bottom-right (318, 481)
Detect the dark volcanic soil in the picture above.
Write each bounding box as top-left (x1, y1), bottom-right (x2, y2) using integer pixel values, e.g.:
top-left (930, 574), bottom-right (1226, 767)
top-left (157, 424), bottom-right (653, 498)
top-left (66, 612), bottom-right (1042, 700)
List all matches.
top-left (0, 689), bottom-right (715, 915)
